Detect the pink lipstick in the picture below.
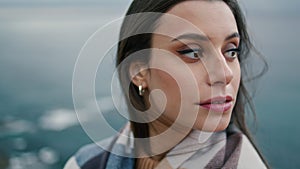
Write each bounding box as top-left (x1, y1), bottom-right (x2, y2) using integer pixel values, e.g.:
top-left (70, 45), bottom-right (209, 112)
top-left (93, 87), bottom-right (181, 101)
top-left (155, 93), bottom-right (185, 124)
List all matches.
top-left (198, 96), bottom-right (233, 112)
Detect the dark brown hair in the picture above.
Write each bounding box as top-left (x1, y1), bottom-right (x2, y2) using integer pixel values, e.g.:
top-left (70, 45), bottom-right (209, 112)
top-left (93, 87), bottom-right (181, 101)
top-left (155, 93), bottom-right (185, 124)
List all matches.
top-left (116, 0), bottom-right (269, 167)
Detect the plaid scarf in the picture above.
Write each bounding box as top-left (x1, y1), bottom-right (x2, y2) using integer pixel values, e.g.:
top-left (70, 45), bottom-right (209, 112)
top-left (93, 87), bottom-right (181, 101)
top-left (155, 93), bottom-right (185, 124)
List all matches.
top-left (64, 123), bottom-right (267, 169)
top-left (107, 123), bottom-right (267, 169)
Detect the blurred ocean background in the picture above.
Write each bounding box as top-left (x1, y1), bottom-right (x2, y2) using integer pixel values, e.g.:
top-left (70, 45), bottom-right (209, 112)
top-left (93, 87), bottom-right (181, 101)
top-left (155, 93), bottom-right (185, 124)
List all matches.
top-left (0, 0), bottom-right (299, 168)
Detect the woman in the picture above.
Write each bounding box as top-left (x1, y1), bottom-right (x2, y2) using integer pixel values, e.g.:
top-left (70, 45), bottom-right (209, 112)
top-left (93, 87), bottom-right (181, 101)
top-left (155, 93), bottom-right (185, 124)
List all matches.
top-left (65, 0), bottom-right (269, 168)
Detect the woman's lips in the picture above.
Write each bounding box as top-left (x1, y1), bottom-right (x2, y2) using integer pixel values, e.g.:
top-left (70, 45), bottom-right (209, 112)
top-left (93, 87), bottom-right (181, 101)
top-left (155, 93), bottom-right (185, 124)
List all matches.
top-left (200, 102), bottom-right (232, 112)
top-left (198, 96), bottom-right (233, 112)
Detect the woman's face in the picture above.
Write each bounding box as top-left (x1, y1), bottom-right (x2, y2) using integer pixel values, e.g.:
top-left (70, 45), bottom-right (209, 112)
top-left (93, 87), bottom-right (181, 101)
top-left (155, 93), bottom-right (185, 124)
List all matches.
top-left (144, 1), bottom-right (241, 132)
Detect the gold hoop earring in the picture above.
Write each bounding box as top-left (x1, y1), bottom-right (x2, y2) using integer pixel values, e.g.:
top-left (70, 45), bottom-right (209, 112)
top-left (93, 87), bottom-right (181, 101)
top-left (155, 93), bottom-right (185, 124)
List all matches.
top-left (139, 85), bottom-right (145, 96)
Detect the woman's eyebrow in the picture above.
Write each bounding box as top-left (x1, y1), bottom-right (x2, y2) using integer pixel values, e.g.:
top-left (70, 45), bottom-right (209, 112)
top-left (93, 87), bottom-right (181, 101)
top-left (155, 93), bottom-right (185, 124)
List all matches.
top-left (171, 33), bottom-right (209, 42)
top-left (171, 32), bottom-right (240, 42)
top-left (225, 32), bottom-right (240, 41)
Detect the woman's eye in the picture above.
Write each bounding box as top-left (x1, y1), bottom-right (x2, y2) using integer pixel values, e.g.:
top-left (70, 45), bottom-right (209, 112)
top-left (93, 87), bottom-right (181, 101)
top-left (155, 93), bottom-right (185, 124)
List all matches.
top-left (177, 48), bottom-right (203, 60)
top-left (224, 48), bottom-right (240, 59)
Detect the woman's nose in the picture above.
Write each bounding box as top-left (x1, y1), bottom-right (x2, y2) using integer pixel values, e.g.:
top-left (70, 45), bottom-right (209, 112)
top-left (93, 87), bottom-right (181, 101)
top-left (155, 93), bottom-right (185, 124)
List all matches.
top-left (204, 51), bottom-right (234, 86)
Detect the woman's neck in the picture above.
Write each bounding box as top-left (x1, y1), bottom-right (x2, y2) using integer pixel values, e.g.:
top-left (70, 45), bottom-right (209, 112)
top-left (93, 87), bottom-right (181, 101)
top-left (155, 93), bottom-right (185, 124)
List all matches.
top-left (147, 119), bottom-right (191, 160)
top-left (148, 119), bottom-right (169, 160)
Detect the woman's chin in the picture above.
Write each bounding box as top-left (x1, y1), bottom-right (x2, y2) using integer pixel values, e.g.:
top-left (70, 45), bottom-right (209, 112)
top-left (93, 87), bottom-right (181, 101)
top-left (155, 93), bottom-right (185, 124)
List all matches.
top-left (193, 117), bottom-right (231, 132)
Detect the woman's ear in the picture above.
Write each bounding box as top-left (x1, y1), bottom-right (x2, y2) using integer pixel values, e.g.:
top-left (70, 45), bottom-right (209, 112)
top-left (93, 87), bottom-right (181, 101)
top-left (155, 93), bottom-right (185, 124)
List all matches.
top-left (129, 62), bottom-right (149, 89)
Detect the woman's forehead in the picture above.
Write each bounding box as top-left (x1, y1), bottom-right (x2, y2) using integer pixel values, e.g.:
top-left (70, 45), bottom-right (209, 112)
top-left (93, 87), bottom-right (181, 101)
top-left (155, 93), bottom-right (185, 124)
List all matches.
top-left (154, 0), bottom-right (238, 41)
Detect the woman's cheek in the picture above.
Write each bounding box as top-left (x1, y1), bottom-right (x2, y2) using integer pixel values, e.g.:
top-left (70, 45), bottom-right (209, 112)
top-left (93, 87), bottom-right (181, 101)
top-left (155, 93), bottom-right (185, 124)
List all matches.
top-left (149, 70), bottom-right (182, 121)
top-left (233, 62), bottom-right (241, 94)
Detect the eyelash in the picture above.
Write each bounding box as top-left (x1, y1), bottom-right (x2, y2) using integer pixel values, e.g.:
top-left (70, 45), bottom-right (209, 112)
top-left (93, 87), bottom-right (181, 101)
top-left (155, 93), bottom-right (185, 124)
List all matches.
top-left (224, 48), bottom-right (240, 60)
top-left (177, 48), bottom-right (204, 60)
top-left (177, 47), bottom-right (240, 61)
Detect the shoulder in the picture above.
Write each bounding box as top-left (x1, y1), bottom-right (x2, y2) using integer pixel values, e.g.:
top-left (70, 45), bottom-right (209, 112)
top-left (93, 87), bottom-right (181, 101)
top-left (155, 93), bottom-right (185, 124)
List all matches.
top-left (64, 136), bottom-right (115, 169)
